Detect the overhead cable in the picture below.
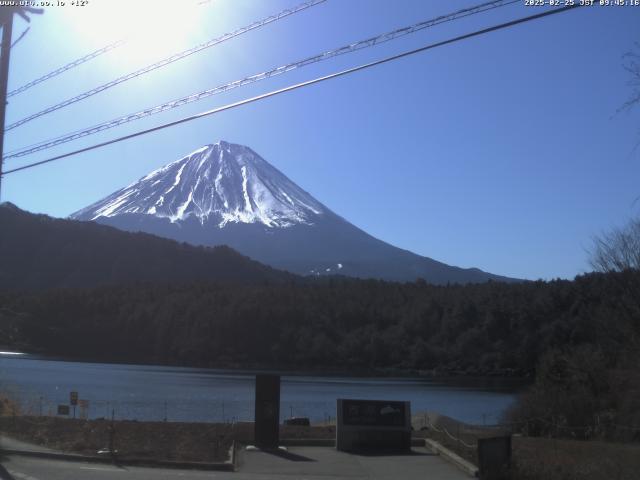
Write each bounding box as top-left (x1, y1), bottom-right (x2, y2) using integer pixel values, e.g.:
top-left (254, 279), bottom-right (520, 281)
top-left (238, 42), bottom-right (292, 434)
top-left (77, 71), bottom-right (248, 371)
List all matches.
top-left (5, 0), bottom-right (518, 160)
top-left (2, 3), bottom-right (584, 176)
top-left (8, 39), bottom-right (126, 97)
top-left (4, 0), bottom-right (327, 131)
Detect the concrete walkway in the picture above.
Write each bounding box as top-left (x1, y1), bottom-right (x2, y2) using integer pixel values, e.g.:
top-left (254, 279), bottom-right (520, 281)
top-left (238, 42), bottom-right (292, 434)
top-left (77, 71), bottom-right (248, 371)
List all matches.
top-left (1, 455), bottom-right (225, 480)
top-left (238, 446), bottom-right (471, 479)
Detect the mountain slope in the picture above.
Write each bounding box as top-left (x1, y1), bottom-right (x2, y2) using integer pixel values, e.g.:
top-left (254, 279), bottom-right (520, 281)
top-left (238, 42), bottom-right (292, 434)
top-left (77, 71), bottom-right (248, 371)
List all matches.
top-left (72, 142), bottom-right (325, 228)
top-left (71, 141), bottom-right (516, 284)
top-left (0, 202), bottom-right (293, 290)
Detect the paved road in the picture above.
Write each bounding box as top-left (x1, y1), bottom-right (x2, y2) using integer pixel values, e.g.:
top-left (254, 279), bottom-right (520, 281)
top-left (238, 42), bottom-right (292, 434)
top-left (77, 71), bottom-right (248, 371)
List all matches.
top-left (1, 455), bottom-right (227, 480)
top-left (1, 446), bottom-right (470, 480)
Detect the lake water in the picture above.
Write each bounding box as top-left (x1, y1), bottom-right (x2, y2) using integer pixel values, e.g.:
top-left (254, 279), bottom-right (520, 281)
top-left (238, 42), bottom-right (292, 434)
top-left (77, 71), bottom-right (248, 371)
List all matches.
top-left (0, 353), bottom-right (522, 425)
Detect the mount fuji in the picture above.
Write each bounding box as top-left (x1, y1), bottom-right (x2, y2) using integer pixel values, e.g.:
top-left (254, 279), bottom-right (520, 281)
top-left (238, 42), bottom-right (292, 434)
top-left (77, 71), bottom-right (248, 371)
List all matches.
top-left (71, 141), bottom-right (514, 284)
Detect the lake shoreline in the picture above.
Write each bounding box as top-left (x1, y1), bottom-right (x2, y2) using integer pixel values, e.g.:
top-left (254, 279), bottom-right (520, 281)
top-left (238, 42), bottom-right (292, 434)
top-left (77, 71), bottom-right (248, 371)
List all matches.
top-left (0, 350), bottom-right (532, 382)
top-left (1, 354), bottom-right (520, 426)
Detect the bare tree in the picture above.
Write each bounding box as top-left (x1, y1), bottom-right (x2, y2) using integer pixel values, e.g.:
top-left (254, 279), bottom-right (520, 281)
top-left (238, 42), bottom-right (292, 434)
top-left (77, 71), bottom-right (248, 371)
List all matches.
top-left (590, 217), bottom-right (640, 272)
top-left (591, 45), bottom-right (640, 273)
top-left (619, 42), bottom-right (640, 115)
top-left (618, 42), bottom-right (640, 156)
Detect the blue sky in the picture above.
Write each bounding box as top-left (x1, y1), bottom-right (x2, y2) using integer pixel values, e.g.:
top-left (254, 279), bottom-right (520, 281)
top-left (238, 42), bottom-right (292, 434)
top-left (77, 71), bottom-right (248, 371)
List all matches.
top-left (1, 0), bottom-right (639, 281)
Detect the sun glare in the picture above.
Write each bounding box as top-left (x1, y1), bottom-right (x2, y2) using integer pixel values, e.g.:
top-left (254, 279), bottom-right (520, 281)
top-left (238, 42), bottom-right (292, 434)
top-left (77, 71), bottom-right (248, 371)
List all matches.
top-left (65, 0), bottom-right (205, 66)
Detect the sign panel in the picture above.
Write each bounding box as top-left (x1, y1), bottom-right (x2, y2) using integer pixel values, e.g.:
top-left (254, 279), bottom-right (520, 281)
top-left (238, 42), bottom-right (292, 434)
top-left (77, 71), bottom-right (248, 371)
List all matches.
top-left (336, 398), bottom-right (411, 452)
top-left (70, 391), bottom-right (78, 406)
top-left (57, 404), bottom-right (70, 415)
top-left (342, 399), bottom-right (406, 427)
top-left (78, 399), bottom-right (89, 420)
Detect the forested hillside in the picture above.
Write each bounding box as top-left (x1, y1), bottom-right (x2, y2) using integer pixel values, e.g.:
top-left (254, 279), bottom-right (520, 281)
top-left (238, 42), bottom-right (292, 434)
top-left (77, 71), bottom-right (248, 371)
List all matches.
top-left (0, 203), bottom-right (293, 290)
top-left (2, 270), bottom-right (638, 378)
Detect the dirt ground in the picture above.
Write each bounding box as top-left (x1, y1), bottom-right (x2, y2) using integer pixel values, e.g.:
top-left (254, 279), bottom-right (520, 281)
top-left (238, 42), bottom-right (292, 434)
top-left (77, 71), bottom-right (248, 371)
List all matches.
top-left (2, 415), bottom-right (639, 477)
top-left (416, 429), bottom-right (640, 480)
top-left (0, 416), bottom-right (335, 463)
top-left (511, 436), bottom-right (640, 480)
top-left (413, 412), bottom-right (640, 480)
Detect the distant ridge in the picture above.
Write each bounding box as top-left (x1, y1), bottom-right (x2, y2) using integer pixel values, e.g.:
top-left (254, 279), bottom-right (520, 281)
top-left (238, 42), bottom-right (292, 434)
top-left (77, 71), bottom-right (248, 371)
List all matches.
top-left (0, 202), bottom-right (293, 290)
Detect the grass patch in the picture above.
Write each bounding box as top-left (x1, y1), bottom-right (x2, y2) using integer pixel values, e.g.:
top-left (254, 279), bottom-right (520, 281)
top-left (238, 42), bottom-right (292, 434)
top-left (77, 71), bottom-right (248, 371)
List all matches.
top-left (511, 436), bottom-right (640, 480)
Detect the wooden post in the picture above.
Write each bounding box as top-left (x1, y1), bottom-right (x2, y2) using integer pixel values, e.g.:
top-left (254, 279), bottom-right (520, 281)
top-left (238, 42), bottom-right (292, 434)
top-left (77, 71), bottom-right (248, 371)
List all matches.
top-left (0, 12), bottom-right (13, 199)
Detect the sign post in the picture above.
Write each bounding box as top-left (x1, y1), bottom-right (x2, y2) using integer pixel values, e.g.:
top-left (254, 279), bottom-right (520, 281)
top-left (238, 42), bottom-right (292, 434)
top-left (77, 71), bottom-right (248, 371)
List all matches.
top-left (70, 391), bottom-right (78, 419)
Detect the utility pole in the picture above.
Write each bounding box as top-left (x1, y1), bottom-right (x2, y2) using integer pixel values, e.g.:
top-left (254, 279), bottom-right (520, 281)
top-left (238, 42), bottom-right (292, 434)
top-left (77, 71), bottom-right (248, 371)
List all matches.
top-left (0, 10), bottom-right (14, 201)
top-left (0, 6), bottom-right (42, 200)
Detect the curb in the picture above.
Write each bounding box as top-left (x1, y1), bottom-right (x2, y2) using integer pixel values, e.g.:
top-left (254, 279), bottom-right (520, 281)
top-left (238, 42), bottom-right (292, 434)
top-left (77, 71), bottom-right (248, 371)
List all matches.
top-left (278, 438), bottom-right (426, 447)
top-left (424, 439), bottom-right (478, 478)
top-left (280, 438), bottom-right (335, 447)
top-left (0, 463), bottom-right (15, 480)
top-left (230, 440), bottom-right (239, 470)
top-left (0, 448), bottom-right (234, 471)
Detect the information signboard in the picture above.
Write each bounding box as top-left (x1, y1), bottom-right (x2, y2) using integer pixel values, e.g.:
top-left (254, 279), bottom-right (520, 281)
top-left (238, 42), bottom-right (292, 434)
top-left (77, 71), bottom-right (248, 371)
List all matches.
top-left (336, 398), bottom-right (411, 452)
top-left (342, 399), bottom-right (406, 427)
top-left (78, 399), bottom-right (89, 420)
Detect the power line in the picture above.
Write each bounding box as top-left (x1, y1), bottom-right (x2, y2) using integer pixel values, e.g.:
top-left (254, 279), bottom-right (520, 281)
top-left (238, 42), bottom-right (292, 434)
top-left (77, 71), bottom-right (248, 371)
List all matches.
top-left (4, 0), bottom-right (326, 131)
top-left (7, 39), bottom-right (126, 98)
top-left (10, 26), bottom-right (30, 48)
top-left (2, 3), bottom-right (584, 177)
top-left (4, 0), bottom-right (519, 160)
top-left (7, 0), bottom-right (216, 97)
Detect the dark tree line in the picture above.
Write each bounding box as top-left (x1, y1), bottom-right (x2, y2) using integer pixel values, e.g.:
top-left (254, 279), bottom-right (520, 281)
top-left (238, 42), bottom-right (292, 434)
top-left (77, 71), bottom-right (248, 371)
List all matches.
top-left (1, 270), bottom-right (638, 380)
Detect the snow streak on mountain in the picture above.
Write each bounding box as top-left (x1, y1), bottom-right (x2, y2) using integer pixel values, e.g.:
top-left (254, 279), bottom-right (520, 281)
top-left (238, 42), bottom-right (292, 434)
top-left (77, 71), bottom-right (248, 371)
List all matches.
top-left (73, 141), bottom-right (325, 228)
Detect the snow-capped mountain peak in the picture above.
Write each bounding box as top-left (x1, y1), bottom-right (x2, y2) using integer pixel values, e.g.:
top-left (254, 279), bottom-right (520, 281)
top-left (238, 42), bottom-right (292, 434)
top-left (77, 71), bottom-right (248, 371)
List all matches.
top-left (70, 141), bottom-right (517, 284)
top-left (71, 141), bottom-right (326, 228)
